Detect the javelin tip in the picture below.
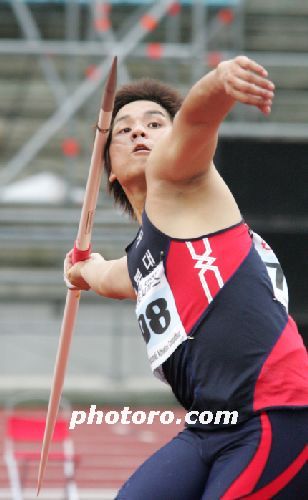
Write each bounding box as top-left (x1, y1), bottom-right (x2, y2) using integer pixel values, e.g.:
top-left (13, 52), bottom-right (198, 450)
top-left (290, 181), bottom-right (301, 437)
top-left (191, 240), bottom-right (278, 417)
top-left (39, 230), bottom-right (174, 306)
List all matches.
top-left (101, 56), bottom-right (117, 112)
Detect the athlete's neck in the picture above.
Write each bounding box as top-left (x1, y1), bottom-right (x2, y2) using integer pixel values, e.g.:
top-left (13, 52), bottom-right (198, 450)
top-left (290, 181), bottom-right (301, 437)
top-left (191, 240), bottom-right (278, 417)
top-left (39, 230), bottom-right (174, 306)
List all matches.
top-left (124, 184), bottom-right (146, 225)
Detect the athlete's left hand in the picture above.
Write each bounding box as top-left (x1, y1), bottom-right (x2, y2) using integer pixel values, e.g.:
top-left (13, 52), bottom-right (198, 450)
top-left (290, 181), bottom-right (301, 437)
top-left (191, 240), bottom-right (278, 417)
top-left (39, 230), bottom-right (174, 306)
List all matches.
top-left (217, 56), bottom-right (275, 115)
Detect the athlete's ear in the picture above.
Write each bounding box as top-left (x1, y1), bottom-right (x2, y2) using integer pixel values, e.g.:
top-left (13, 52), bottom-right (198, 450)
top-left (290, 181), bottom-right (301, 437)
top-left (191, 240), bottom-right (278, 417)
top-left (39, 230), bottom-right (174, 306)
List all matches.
top-left (109, 171), bottom-right (117, 183)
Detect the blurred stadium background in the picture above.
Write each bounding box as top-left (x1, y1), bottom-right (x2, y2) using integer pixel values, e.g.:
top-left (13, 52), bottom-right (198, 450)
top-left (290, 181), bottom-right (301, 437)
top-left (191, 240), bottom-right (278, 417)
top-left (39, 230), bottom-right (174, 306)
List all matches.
top-left (0, 0), bottom-right (307, 498)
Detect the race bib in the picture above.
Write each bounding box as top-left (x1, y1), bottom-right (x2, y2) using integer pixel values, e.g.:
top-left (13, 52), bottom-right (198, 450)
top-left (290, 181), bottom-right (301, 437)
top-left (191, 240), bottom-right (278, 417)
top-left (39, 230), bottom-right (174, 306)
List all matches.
top-left (136, 261), bottom-right (187, 381)
top-left (252, 231), bottom-right (289, 311)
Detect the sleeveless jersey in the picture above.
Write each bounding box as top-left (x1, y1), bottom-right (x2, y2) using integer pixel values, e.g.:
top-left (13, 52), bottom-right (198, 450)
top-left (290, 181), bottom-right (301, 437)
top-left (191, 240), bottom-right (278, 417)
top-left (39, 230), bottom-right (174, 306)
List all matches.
top-left (126, 211), bottom-right (308, 427)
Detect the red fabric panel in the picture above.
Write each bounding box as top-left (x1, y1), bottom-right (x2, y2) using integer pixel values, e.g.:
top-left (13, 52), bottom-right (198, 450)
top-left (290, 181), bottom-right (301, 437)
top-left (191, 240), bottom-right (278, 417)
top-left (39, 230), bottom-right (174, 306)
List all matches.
top-left (222, 413), bottom-right (272, 499)
top-left (166, 223), bottom-right (251, 334)
top-left (246, 446), bottom-right (308, 499)
top-left (254, 316), bottom-right (308, 411)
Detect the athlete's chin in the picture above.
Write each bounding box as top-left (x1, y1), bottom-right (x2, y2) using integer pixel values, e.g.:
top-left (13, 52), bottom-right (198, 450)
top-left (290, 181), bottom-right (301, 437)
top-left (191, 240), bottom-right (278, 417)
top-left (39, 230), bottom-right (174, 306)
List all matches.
top-left (129, 158), bottom-right (148, 174)
top-left (131, 154), bottom-right (149, 164)
top-left (120, 164), bottom-right (146, 186)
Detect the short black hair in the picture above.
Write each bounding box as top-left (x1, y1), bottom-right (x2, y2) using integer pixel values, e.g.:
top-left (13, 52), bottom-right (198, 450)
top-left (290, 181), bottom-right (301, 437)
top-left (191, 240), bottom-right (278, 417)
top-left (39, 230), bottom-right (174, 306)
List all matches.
top-left (104, 78), bottom-right (183, 218)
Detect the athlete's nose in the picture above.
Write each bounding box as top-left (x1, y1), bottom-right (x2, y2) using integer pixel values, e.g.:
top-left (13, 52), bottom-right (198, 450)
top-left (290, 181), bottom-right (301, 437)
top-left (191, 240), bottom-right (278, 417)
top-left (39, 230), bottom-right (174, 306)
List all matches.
top-left (131, 126), bottom-right (147, 140)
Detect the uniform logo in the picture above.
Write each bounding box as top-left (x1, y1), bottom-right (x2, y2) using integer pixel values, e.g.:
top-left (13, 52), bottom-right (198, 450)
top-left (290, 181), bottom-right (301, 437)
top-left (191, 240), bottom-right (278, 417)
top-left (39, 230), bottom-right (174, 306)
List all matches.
top-left (186, 239), bottom-right (224, 303)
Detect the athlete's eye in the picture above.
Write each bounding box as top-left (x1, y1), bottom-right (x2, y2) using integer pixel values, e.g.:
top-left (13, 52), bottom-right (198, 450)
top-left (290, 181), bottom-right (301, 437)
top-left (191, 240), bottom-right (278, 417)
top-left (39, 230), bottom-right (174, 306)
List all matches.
top-left (118, 127), bottom-right (131, 134)
top-left (148, 122), bottom-right (161, 128)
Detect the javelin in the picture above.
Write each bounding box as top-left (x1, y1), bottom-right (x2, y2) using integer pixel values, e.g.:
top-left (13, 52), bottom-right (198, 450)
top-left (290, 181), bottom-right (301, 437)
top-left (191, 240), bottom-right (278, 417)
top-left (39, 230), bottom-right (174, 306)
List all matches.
top-left (37, 56), bottom-right (117, 495)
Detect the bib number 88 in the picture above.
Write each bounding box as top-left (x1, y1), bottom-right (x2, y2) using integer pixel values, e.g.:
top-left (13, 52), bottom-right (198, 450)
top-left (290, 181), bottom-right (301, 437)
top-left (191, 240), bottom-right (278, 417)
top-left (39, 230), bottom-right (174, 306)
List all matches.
top-left (138, 298), bottom-right (171, 344)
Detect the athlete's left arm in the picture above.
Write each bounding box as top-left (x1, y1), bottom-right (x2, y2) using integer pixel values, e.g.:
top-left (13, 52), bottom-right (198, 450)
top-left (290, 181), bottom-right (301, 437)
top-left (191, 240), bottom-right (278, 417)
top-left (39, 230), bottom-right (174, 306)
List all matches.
top-left (148, 56), bottom-right (275, 183)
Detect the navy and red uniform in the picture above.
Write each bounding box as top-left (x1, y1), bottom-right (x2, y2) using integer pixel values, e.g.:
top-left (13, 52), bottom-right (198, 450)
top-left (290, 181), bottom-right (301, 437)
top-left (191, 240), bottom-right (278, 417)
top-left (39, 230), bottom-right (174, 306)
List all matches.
top-left (117, 211), bottom-right (308, 499)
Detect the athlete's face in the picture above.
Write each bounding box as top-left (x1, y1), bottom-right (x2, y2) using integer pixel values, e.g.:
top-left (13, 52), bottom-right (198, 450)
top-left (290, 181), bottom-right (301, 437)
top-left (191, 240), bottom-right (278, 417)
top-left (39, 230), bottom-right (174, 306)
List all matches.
top-left (108, 100), bottom-right (172, 187)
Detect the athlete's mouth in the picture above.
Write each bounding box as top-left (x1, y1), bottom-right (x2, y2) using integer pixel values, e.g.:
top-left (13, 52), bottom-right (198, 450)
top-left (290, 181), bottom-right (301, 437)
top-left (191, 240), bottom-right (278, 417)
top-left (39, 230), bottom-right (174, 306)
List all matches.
top-left (133, 144), bottom-right (151, 153)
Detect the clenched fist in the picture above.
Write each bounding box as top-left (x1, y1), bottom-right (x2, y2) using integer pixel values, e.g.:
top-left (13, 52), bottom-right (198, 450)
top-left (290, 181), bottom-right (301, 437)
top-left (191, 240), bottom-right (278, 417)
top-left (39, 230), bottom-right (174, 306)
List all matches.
top-left (64, 250), bottom-right (105, 291)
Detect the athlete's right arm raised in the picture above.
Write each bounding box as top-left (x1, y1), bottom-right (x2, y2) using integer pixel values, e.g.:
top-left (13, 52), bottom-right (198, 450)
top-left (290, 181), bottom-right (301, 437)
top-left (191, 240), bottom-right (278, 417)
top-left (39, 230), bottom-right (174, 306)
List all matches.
top-left (64, 251), bottom-right (136, 300)
top-left (147, 56), bottom-right (274, 184)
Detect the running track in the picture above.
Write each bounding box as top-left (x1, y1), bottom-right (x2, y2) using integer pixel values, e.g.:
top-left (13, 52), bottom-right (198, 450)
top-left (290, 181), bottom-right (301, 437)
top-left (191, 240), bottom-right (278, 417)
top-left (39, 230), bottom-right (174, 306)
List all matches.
top-left (0, 407), bottom-right (185, 498)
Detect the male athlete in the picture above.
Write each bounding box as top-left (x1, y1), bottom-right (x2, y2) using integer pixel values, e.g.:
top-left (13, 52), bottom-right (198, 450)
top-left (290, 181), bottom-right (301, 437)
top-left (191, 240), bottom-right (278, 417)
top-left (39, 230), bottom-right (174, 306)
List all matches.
top-left (65, 56), bottom-right (308, 499)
